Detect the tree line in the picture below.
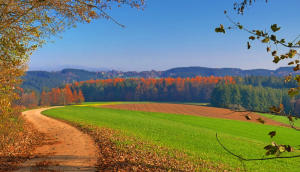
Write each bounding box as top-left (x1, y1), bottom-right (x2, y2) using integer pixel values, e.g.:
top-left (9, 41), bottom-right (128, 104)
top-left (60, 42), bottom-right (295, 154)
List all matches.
top-left (18, 75), bottom-right (300, 116)
top-left (18, 85), bottom-right (84, 108)
top-left (73, 76), bottom-right (235, 102)
top-left (235, 76), bottom-right (298, 89)
top-left (211, 84), bottom-right (300, 115)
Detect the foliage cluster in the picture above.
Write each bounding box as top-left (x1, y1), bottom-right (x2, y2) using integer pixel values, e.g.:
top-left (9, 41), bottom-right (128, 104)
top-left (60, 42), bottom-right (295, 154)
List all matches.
top-left (0, 0), bottom-right (144, 155)
top-left (215, 1), bottom-right (300, 97)
top-left (17, 85), bottom-right (84, 108)
top-left (0, 120), bottom-right (45, 171)
top-left (214, 0), bottom-right (300, 162)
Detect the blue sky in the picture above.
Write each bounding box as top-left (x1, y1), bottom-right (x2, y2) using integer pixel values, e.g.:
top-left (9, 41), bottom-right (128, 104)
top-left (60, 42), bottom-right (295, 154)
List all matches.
top-left (29, 0), bottom-right (300, 71)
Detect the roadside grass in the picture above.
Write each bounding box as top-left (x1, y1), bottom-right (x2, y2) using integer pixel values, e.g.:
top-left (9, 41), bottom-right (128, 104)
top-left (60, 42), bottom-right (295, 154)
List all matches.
top-left (43, 105), bottom-right (300, 172)
top-left (259, 113), bottom-right (300, 128)
top-left (69, 123), bottom-right (222, 171)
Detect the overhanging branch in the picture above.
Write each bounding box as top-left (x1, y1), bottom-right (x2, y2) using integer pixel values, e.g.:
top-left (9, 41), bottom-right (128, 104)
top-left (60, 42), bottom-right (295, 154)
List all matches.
top-left (216, 133), bottom-right (300, 161)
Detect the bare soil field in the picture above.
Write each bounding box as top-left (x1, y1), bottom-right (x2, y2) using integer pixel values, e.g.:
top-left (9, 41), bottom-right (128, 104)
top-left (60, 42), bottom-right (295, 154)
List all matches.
top-left (102, 103), bottom-right (288, 127)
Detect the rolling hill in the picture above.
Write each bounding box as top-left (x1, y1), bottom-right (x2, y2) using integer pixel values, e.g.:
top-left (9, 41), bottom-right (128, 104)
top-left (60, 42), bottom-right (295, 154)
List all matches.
top-left (22, 66), bottom-right (298, 92)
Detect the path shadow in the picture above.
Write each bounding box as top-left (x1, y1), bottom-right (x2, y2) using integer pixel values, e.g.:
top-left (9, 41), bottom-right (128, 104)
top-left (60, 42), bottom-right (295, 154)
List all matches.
top-left (1, 155), bottom-right (97, 172)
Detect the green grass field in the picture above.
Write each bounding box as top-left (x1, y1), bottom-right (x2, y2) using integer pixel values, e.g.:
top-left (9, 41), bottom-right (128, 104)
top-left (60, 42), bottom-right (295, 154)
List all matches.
top-left (259, 113), bottom-right (300, 128)
top-left (75, 101), bottom-right (152, 107)
top-left (43, 104), bottom-right (300, 171)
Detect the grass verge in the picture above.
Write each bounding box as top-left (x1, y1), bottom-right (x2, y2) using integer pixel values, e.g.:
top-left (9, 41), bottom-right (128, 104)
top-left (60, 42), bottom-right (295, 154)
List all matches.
top-left (43, 105), bottom-right (300, 172)
top-left (64, 121), bottom-right (226, 171)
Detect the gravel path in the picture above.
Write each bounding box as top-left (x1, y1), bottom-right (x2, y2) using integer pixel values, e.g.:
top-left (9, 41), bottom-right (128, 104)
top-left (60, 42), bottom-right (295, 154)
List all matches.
top-left (16, 107), bottom-right (98, 172)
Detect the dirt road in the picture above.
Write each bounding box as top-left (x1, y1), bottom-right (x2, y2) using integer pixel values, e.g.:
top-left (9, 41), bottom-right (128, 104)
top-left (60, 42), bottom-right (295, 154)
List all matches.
top-left (16, 107), bottom-right (98, 172)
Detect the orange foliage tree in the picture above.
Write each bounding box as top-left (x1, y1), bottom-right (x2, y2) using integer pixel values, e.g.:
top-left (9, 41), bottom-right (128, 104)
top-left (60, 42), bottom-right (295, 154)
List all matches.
top-left (0, 0), bottom-right (144, 154)
top-left (74, 76), bottom-right (235, 102)
top-left (39, 86), bottom-right (85, 106)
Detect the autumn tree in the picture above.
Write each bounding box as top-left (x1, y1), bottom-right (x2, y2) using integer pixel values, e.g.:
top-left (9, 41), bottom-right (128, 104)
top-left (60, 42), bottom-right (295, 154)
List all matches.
top-left (0, 0), bottom-right (144, 151)
top-left (78, 89), bottom-right (85, 103)
top-left (64, 85), bottom-right (73, 105)
top-left (1, 0), bottom-right (145, 110)
top-left (40, 91), bottom-right (50, 106)
top-left (20, 91), bottom-right (38, 108)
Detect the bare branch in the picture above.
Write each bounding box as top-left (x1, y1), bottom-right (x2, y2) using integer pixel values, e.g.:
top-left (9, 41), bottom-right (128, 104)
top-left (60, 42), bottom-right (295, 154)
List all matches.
top-left (216, 133), bottom-right (300, 161)
top-left (225, 14), bottom-right (300, 48)
top-left (74, 0), bottom-right (126, 28)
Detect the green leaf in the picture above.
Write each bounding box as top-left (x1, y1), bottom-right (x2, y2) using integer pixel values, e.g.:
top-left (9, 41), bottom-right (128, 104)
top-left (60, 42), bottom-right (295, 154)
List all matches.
top-left (270, 35), bottom-right (276, 41)
top-left (255, 30), bottom-right (262, 36)
top-left (273, 56), bottom-right (280, 63)
top-left (288, 49), bottom-right (297, 58)
top-left (268, 131), bottom-right (276, 138)
top-left (215, 24), bottom-right (225, 34)
top-left (249, 36), bottom-right (255, 40)
top-left (271, 24), bottom-right (281, 32)
top-left (262, 37), bottom-right (270, 43)
top-left (279, 145), bottom-right (285, 153)
top-left (280, 54), bottom-right (288, 59)
top-left (288, 88), bottom-right (299, 97)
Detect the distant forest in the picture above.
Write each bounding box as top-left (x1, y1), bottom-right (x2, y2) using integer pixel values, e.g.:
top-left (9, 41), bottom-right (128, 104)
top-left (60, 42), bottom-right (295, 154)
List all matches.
top-left (22, 67), bottom-right (299, 92)
top-left (20, 73), bottom-right (300, 116)
top-left (74, 76), bottom-right (235, 102)
top-left (211, 76), bottom-right (300, 115)
top-left (73, 76), bottom-right (299, 115)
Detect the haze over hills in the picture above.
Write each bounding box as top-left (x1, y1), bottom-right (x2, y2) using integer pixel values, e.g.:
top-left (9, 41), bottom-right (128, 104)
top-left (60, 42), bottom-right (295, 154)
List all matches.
top-left (22, 66), bottom-right (299, 92)
top-left (28, 64), bottom-right (110, 72)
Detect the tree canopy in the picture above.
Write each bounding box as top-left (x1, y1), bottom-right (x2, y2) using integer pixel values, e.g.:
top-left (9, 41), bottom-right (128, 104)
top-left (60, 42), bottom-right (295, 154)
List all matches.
top-left (0, 0), bottom-right (144, 153)
top-left (0, 0), bottom-right (144, 115)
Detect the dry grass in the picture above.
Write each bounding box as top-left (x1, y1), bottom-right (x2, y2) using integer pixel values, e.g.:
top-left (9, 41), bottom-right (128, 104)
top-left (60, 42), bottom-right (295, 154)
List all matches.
top-left (73, 123), bottom-right (228, 172)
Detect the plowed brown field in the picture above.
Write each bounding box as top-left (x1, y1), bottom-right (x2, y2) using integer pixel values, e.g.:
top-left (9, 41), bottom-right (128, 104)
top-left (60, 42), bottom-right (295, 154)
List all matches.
top-left (101, 103), bottom-right (288, 127)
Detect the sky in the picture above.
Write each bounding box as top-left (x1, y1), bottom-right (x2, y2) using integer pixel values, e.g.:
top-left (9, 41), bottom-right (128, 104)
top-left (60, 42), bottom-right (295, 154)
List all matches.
top-left (28, 0), bottom-right (300, 71)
